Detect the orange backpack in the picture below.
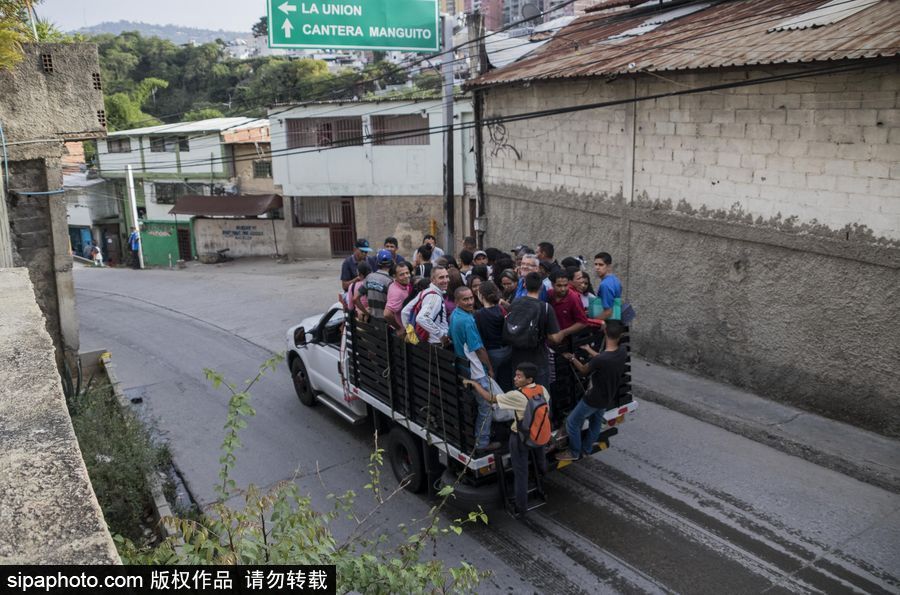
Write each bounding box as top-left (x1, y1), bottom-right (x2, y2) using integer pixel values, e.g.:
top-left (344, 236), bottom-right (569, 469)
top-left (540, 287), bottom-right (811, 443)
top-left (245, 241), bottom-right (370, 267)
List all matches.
top-left (518, 384), bottom-right (552, 447)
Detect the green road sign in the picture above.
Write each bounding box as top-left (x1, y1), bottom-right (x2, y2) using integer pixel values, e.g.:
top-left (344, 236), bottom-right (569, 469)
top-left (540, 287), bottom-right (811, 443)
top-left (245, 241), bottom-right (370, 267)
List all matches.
top-left (267, 0), bottom-right (440, 53)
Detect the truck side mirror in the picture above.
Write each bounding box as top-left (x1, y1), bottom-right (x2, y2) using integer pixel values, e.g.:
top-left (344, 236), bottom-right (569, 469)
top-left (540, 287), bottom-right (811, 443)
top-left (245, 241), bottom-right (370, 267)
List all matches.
top-left (294, 326), bottom-right (307, 347)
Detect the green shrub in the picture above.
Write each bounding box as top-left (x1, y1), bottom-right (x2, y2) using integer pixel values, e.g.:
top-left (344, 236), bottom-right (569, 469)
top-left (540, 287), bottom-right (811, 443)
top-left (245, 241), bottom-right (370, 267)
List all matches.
top-left (69, 383), bottom-right (169, 542)
top-left (116, 355), bottom-right (488, 592)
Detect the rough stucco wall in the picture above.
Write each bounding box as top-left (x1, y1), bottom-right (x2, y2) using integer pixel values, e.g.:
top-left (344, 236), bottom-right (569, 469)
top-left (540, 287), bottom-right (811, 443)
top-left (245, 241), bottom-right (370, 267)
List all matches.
top-left (0, 268), bottom-right (119, 564)
top-left (231, 143), bottom-right (274, 195)
top-left (194, 217), bottom-right (287, 258)
top-left (6, 158), bottom-right (64, 356)
top-left (0, 43), bottom-right (106, 163)
top-left (353, 195), bottom-right (472, 258)
top-left (480, 65), bottom-right (900, 437)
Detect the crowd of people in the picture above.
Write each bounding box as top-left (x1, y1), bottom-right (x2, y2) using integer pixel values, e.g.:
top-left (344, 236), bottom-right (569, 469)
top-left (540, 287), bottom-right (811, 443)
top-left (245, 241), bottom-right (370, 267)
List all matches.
top-left (339, 235), bottom-right (629, 517)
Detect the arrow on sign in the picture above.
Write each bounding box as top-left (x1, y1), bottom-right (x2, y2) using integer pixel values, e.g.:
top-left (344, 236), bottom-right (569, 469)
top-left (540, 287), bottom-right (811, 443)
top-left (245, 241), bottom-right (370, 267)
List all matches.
top-left (278, 1), bottom-right (296, 14)
top-left (282, 18), bottom-right (294, 38)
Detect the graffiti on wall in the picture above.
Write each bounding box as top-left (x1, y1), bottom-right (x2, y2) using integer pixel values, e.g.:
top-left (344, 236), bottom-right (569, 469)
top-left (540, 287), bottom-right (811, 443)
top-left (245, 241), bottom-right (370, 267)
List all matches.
top-left (223, 225), bottom-right (264, 240)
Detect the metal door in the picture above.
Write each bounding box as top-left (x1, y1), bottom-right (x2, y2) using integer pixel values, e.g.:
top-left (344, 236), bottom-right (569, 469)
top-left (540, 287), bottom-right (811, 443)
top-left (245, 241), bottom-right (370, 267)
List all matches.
top-left (328, 197), bottom-right (356, 256)
top-left (177, 227), bottom-right (192, 260)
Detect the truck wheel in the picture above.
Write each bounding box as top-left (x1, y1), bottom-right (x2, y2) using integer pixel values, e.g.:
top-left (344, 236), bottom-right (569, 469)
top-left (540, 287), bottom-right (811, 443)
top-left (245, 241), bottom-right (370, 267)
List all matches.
top-left (387, 429), bottom-right (426, 493)
top-left (291, 358), bottom-right (316, 407)
top-left (440, 469), bottom-right (503, 513)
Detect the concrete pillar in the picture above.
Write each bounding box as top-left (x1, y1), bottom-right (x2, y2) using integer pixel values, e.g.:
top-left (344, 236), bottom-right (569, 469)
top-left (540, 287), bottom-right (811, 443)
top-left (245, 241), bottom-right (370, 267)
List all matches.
top-left (44, 156), bottom-right (80, 359)
top-left (0, 180), bottom-right (13, 268)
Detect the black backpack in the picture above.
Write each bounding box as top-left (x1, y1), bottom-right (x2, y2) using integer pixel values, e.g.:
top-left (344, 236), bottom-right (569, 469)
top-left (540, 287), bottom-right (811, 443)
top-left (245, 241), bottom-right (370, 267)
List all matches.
top-left (503, 298), bottom-right (547, 349)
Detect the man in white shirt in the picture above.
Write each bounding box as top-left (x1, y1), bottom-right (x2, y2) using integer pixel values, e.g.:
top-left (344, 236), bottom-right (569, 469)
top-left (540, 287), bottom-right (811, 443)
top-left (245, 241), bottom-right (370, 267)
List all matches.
top-left (415, 265), bottom-right (450, 345)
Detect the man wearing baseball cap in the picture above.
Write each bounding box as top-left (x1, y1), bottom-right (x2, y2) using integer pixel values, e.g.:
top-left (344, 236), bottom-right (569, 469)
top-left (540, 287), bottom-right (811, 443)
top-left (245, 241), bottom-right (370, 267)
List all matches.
top-left (356, 248), bottom-right (394, 320)
top-left (341, 238), bottom-right (372, 292)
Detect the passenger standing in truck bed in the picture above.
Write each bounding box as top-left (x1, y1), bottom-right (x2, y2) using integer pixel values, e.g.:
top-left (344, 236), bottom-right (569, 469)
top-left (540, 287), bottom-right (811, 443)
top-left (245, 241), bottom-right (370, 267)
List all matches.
top-left (557, 320), bottom-right (628, 461)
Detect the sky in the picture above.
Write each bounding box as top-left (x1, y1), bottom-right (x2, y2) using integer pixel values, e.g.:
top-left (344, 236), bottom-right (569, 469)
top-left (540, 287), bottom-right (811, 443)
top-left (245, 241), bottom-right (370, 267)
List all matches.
top-left (38, 0), bottom-right (262, 32)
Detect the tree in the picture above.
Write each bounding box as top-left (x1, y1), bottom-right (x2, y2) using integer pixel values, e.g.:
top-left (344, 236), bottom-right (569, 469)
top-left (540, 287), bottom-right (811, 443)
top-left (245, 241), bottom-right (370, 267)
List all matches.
top-left (0, 0), bottom-right (35, 71)
top-left (184, 107), bottom-right (224, 121)
top-left (251, 15), bottom-right (267, 38)
top-left (104, 77), bottom-right (169, 131)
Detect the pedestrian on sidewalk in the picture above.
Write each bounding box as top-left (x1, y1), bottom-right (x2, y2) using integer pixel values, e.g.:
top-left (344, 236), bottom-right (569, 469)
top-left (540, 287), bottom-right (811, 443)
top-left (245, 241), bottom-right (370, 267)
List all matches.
top-left (128, 227), bottom-right (141, 269)
top-left (556, 320), bottom-right (628, 461)
top-left (90, 243), bottom-right (104, 267)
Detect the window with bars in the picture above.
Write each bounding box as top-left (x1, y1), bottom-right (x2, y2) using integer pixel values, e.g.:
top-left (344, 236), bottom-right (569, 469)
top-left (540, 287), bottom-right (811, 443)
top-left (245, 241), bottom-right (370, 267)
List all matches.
top-left (107, 138), bottom-right (131, 153)
top-left (92, 72), bottom-right (102, 90)
top-left (97, 110), bottom-right (106, 128)
top-left (285, 117), bottom-right (364, 149)
top-left (153, 183), bottom-right (190, 205)
top-left (294, 196), bottom-right (331, 226)
top-left (252, 160), bottom-right (272, 178)
top-left (150, 136), bottom-right (188, 152)
top-left (41, 53), bottom-right (53, 73)
top-left (371, 114), bottom-right (430, 146)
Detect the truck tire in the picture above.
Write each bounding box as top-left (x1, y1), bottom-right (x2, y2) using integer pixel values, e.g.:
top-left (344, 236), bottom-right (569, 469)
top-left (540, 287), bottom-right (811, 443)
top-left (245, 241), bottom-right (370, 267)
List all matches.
top-left (387, 429), bottom-right (426, 493)
top-left (290, 358), bottom-right (316, 407)
top-left (440, 469), bottom-right (503, 513)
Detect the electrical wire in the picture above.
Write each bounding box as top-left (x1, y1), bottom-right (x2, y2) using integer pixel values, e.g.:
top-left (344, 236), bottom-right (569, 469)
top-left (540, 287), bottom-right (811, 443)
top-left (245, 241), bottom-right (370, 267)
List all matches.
top-left (86, 0), bottom-right (889, 163)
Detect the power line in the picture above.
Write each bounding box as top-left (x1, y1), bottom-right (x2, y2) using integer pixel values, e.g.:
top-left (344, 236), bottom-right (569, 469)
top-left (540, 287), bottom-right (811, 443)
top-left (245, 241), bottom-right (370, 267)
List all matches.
top-left (89, 0), bottom-right (893, 172)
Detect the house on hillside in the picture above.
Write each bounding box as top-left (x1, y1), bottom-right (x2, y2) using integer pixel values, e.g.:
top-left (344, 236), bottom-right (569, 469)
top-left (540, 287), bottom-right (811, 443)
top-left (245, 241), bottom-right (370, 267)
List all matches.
top-left (95, 117), bottom-right (272, 265)
top-left (466, 0), bottom-right (900, 437)
top-left (269, 99), bottom-right (475, 258)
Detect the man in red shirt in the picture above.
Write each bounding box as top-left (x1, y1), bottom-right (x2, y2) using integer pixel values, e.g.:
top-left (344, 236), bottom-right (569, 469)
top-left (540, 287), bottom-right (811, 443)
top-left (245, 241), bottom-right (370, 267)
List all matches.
top-left (549, 269), bottom-right (590, 340)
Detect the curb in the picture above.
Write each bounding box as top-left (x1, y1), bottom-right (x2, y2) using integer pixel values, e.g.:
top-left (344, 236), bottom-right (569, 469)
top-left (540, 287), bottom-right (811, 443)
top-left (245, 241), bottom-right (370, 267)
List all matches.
top-left (633, 381), bottom-right (900, 495)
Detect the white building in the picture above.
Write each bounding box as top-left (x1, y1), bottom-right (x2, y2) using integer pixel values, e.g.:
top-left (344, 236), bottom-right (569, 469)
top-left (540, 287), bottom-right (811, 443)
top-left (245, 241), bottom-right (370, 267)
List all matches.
top-left (269, 99), bottom-right (475, 257)
top-left (95, 117), bottom-right (271, 265)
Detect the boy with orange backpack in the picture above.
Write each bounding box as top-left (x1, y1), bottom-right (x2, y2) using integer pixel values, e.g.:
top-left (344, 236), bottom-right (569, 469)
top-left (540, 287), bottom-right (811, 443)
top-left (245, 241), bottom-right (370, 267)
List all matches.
top-left (464, 361), bottom-right (551, 518)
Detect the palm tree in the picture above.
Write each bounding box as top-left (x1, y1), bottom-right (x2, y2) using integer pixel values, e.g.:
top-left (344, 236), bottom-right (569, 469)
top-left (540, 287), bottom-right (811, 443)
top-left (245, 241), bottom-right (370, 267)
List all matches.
top-left (0, 1), bottom-right (33, 71)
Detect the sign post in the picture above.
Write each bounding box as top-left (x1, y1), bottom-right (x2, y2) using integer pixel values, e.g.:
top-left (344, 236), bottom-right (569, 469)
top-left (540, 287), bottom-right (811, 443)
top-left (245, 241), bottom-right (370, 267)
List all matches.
top-left (267, 0), bottom-right (440, 52)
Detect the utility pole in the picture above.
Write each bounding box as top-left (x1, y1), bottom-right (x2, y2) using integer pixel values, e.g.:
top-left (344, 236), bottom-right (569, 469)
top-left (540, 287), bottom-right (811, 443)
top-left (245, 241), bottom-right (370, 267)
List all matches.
top-left (126, 165), bottom-right (144, 269)
top-left (441, 14), bottom-right (455, 254)
top-left (468, 10), bottom-right (488, 249)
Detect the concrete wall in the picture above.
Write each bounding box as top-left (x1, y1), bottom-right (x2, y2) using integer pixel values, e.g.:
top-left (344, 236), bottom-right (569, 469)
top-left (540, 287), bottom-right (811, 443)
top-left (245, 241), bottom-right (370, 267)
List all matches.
top-left (0, 42), bottom-right (104, 362)
top-left (231, 143), bottom-right (275, 195)
top-left (270, 100), bottom-right (472, 197)
top-left (193, 217), bottom-right (287, 258)
top-left (0, 44), bottom-right (106, 161)
top-left (0, 268), bottom-right (118, 564)
top-left (478, 62), bottom-right (900, 437)
top-left (5, 158), bottom-right (80, 360)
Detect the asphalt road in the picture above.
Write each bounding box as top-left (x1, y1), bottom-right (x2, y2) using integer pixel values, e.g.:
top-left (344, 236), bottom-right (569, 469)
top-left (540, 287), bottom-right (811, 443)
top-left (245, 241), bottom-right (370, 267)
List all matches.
top-left (75, 259), bottom-right (900, 593)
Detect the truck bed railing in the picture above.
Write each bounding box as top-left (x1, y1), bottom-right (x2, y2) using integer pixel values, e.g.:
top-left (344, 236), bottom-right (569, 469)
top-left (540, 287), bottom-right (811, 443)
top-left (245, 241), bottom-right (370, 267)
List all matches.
top-left (347, 315), bottom-right (633, 459)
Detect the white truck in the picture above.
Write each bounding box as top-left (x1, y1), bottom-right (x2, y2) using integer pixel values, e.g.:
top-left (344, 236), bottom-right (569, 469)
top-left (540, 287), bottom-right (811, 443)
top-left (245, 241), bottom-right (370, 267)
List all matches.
top-left (286, 306), bottom-right (637, 511)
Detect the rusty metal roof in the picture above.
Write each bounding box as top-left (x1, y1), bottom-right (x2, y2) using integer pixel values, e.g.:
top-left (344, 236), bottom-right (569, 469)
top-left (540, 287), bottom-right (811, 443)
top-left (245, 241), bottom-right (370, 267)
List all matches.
top-left (468, 0), bottom-right (900, 89)
top-left (168, 194), bottom-right (283, 217)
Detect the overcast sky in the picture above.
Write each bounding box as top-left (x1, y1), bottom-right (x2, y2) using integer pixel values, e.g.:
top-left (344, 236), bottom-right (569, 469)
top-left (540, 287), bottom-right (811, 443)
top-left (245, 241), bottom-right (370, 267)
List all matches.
top-left (39, 0), bottom-right (261, 32)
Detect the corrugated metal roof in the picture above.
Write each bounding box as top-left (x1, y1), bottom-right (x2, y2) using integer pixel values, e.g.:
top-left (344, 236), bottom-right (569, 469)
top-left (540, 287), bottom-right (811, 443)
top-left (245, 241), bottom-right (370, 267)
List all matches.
top-left (107, 118), bottom-right (267, 137)
top-left (168, 194), bottom-right (283, 217)
top-left (468, 0), bottom-right (900, 88)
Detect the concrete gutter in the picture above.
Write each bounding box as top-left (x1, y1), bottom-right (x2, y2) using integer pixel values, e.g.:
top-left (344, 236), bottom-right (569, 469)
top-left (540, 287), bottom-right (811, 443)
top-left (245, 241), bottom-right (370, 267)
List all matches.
top-left (632, 356), bottom-right (900, 494)
top-left (100, 352), bottom-right (179, 541)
